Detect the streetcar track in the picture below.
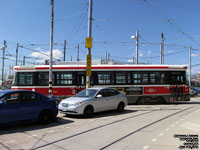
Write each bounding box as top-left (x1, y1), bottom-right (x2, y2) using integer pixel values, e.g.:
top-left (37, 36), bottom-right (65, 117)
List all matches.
top-left (32, 104), bottom-right (185, 150)
top-left (100, 105), bottom-right (199, 150)
top-left (0, 142), bottom-right (12, 150)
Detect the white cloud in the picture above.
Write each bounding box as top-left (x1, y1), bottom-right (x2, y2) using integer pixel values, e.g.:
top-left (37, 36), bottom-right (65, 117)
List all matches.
top-left (127, 59), bottom-right (134, 63)
top-left (192, 54), bottom-right (198, 57)
top-left (147, 50), bottom-right (151, 56)
top-left (167, 50), bottom-right (174, 53)
top-left (139, 51), bottom-right (143, 57)
top-left (29, 49), bottom-right (62, 63)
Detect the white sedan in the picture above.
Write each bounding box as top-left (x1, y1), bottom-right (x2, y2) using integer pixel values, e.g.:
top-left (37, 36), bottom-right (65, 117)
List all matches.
top-left (58, 88), bottom-right (128, 117)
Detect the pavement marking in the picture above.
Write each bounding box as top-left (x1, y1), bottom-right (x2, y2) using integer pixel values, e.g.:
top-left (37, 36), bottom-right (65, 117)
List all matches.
top-left (28, 135), bottom-right (37, 138)
top-left (159, 133), bottom-right (164, 136)
top-left (180, 122), bottom-right (200, 132)
top-left (185, 116), bottom-right (188, 118)
top-left (143, 146), bottom-right (149, 150)
top-left (176, 121), bottom-right (180, 124)
top-left (152, 138), bottom-right (157, 142)
top-left (180, 118), bottom-right (184, 121)
top-left (171, 124), bottom-right (175, 127)
top-left (48, 130), bottom-right (55, 133)
top-left (4, 140), bottom-right (15, 144)
top-left (166, 128), bottom-right (170, 131)
top-left (65, 126), bottom-right (69, 129)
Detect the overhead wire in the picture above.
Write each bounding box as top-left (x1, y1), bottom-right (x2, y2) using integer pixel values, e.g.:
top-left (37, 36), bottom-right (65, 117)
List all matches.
top-left (0, 22), bottom-right (32, 44)
top-left (67, 4), bottom-right (88, 41)
top-left (143, 0), bottom-right (196, 42)
top-left (56, 9), bottom-right (87, 21)
top-left (19, 45), bottom-right (61, 61)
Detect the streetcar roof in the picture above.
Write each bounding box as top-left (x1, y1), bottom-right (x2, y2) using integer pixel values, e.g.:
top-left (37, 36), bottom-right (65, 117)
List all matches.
top-left (14, 64), bottom-right (187, 71)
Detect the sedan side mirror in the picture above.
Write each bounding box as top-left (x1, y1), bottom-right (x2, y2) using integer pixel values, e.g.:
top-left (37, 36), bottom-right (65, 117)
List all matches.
top-left (96, 94), bottom-right (102, 98)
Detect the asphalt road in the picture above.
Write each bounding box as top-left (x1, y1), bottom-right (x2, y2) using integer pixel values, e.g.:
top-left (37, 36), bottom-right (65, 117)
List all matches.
top-left (0, 97), bottom-right (200, 150)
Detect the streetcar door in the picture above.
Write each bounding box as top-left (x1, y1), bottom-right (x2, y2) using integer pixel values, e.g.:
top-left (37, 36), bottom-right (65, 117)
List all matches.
top-left (76, 72), bottom-right (86, 93)
top-left (170, 72), bottom-right (184, 101)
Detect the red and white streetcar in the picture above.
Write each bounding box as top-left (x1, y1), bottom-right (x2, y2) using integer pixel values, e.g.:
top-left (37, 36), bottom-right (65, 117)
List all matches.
top-left (12, 61), bottom-right (190, 104)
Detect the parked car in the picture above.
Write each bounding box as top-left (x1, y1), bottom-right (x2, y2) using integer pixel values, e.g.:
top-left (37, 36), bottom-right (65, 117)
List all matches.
top-left (0, 90), bottom-right (58, 125)
top-left (190, 86), bottom-right (200, 96)
top-left (58, 88), bottom-right (128, 117)
top-left (190, 88), bottom-right (196, 96)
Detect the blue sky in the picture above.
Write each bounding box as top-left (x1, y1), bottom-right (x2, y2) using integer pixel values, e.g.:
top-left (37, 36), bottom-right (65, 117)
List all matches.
top-left (1, 0), bottom-right (200, 77)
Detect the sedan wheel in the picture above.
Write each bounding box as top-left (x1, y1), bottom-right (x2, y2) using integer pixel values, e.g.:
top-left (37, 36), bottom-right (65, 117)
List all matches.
top-left (83, 106), bottom-right (94, 118)
top-left (39, 110), bottom-right (53, 125)
top-left (117, 102), bottom-right (125, 112)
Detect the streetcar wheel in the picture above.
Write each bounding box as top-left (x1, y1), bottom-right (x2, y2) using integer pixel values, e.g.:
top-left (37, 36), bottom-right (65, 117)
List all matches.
top-left (159, 97), bottom-right (166, 104)
top-left (136, 98), bottom-right (143, 104)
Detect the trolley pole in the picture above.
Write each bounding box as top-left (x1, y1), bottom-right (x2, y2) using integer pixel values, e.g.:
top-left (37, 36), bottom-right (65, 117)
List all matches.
top-left (63, 40), bottom-right (66, 61)
top-left (189, 45), bottom-right (192, 87)
top-left (49, 0), bottom-right (54, 97)
top-left (1, 40), bottom-right (7, 89)
top-left (77, 44), bottom-right (80, 61)
top-left (16, 43), bottom-right (19, 66)
top-left (160, 33), bottom-right (164, 64)
top-left (85, 0), bottom-right (93, 89)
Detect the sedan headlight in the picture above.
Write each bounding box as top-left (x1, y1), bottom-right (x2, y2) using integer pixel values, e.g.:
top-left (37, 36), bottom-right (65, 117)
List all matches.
top-left (69, 102), bottom-right (82, 107)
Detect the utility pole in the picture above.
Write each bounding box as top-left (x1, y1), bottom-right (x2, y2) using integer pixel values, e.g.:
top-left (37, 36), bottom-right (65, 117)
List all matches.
top-left (16, 43), bottom-right (19, 66)
top-left (85, 0), bottom-right (93, 89)
top-left (1, 40), bottom-right (7, 88)
top-left (9, 65), bottom-right (11, 77)
top-left (105, 51), bottom-right (108, 63)
top-left (49, 0), bottom-right (54, 97)
top-left (136, 30), bottom-right (139, 64)
top-left (63, 40), bottom-right (66, 61)
top-left (23, 56), bottom-right (25, 66)
top-left (160, 33), bottom-right (164, 64)
top-left (77, 44), bottom-right (79, 61)
top-left (108, 53), bottom-right (110, 62)
top-left (131, 30), bottom-right (139, 64)
top-left (189, 45), bottom-right (192, 87)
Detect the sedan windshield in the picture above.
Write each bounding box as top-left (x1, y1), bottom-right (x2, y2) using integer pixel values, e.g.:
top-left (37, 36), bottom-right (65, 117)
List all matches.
top-left (0, 91), bottom-right (7, 97)
top-left (75, 89), bottom-right (98, 98)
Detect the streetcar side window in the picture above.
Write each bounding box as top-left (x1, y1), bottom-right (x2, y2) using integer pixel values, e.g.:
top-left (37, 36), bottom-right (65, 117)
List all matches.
top-left (39, 72), bottom-right (49, 86)
top-left (169, 71), bottom-right (185, 85)
top-left (133, 73), bottom-right (141, 84)
top-left (57, 72), bottom-right (73, 85)
top-left (142, 73), bottom-right (148, 84)
top-left (13, 72), bottom-right (18, 86)
top-left (98, 72), bottom-right (113, 85)
top-left (19, 72), bottom-right (34, 86)
top-left (159, 72), bottom-right (165, 84)
top-left (150, 73), bottom-right (156, 84)
top-left (38, 72), bottom-right (55, 86)
top-left (115, 72), bottom-right (126, 84)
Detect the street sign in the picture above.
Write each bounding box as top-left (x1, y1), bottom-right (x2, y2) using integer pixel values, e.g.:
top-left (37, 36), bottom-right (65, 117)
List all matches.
top-left (86, 54), bottom-right (91, 76)
top-left (85, 37), bottom-right (93, 48)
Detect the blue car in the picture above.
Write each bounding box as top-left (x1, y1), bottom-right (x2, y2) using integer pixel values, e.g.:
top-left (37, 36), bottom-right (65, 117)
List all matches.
top-left (0, 90), bottom-right (58, 125)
